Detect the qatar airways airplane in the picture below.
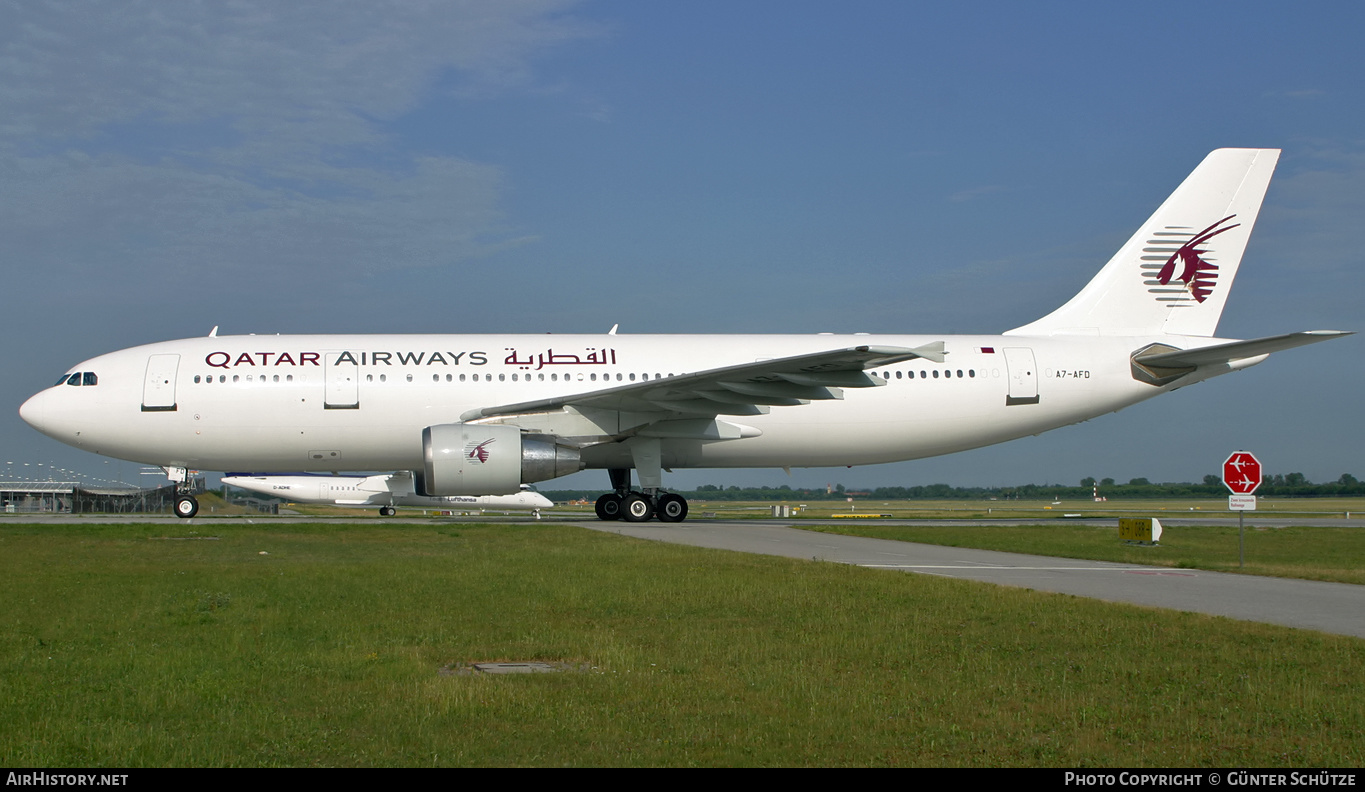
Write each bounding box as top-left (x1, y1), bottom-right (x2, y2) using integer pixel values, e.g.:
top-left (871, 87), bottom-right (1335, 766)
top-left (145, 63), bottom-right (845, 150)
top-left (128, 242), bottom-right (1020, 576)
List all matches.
top-left (221, 474), bottom-right (553, 516)
top-left (19, 149), bottom-right (1350, 521)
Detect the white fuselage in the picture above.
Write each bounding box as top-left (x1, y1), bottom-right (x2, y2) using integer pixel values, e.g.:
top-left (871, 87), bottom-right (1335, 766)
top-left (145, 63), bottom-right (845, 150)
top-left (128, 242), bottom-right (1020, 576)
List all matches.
top-left (18, 150), bottom-right (1347, 504)
top-left (19, 331), bottom-right (1238, 475)
top-left (222, 473), bottom-right (553, 510)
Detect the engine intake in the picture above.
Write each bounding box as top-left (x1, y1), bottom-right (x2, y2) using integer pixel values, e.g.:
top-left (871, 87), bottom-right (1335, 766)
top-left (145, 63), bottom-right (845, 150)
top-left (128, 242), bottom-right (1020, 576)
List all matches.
top-left (418, 423), bottom-right (582, 496)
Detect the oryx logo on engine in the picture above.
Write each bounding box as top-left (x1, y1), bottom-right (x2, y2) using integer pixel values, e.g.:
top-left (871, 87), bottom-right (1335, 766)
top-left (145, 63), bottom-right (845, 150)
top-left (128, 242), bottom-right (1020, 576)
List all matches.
top-left (466, 439), bottom-right (495, 464)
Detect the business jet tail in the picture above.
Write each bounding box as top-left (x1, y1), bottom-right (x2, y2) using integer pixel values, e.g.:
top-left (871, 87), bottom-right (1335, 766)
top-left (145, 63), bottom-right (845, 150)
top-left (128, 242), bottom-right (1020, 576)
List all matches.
top-left (1006, 148), bottom-right (1280, 339)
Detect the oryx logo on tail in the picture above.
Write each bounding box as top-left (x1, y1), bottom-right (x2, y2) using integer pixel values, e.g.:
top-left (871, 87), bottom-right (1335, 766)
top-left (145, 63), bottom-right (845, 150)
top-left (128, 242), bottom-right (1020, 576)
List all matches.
top-left (1144, 215), bottom-right (1240, 304)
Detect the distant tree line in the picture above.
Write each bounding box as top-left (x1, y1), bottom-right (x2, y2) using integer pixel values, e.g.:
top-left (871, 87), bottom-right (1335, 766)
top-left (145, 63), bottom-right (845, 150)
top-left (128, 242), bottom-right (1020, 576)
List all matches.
top-left (542, 473), bottom-right (1365, 502)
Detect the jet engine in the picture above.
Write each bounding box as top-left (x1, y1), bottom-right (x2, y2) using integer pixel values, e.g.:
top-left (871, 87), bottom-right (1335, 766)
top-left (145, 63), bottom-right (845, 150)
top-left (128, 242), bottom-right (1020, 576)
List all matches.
top-left (418, 423), bottom-right (582, 496)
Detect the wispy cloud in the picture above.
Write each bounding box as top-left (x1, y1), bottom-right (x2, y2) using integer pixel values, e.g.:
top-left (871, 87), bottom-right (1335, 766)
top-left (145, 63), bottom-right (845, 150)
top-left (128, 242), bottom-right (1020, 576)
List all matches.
top-left (0, 1), bottom-right (598, 284)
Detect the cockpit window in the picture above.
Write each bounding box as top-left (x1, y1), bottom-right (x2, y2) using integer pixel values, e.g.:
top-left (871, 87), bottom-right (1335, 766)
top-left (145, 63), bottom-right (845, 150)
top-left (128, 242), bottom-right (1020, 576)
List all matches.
top-left (57, 372), bottom-right (98, 387)
top-left (56, 374), bottom-right (73, 386)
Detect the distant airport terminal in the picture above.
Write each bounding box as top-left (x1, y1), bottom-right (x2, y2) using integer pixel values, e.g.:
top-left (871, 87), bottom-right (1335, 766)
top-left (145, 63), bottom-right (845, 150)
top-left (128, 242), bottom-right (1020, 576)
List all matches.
top-left (0, 481), bottom-right (182, 514)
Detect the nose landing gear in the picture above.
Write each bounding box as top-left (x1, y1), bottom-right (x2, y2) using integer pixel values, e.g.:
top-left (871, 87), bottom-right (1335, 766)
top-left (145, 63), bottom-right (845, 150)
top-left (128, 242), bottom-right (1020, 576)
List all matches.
top-left (165, 466), bottom-right (200, 519)
top-left (174, 494), bottom-right (199, 519)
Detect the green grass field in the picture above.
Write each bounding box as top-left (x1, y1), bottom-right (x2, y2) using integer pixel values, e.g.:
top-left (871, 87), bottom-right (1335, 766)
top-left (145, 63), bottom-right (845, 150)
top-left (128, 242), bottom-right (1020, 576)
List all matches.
top-left (803, 522), bottom-right (1365, 585)
top-left (1, 520), bottom-right (1360, 767)
top-left (560, 497), bottom-right (1365, 585)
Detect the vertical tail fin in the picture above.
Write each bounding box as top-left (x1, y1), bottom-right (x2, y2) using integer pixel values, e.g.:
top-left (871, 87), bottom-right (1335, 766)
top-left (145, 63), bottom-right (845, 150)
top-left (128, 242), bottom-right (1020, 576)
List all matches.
top-left (1006, 148), bottom-right (1280, 338)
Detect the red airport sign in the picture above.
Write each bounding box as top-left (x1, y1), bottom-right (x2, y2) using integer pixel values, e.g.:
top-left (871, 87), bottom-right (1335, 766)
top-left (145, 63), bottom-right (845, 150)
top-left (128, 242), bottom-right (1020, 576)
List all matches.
top-left (1222, 451), bottom-right (1262, 495)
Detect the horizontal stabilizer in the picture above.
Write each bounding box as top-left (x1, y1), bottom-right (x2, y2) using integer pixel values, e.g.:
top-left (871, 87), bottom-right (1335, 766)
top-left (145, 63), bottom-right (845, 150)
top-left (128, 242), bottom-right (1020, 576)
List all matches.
top-left (1133, 330), bottom-right (1352, 368)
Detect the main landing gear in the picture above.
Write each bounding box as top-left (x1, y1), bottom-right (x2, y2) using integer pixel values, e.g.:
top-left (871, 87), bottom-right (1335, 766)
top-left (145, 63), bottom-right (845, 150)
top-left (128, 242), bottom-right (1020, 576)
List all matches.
top-left (593, 468), bottom-right (689, 523)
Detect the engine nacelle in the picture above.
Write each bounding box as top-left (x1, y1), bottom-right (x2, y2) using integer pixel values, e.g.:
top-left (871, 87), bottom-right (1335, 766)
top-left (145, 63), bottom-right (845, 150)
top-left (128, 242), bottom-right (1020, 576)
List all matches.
top-left (418, 423), bottom-right (582, 496)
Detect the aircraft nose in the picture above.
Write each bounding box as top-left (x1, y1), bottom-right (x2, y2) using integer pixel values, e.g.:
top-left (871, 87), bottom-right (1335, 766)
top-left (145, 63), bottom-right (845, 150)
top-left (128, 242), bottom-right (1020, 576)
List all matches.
top-left (19, 388), bottom-right (68, 440)
top-left (20, 390), bottom-right (51, 432)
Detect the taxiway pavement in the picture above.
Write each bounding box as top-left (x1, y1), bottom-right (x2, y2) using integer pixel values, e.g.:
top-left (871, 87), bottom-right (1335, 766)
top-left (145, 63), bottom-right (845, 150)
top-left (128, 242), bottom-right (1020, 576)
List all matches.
top-left (583, 519), bottom-right (1365, 639)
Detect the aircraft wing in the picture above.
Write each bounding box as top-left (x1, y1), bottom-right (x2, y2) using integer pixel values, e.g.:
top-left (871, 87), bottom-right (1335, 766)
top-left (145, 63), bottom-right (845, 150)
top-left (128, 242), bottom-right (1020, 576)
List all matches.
top-left (1133, 330), bottom-right (1352, 368)
top-left (460, 344), bottom-right (941, 425)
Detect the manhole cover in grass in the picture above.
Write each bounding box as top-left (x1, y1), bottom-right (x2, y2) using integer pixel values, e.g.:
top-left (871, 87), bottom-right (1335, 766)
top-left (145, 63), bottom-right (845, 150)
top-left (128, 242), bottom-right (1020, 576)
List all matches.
top-left (442, 661), bottom-right (586, 676)
top-left (474, 662), bottom-right (559, 674)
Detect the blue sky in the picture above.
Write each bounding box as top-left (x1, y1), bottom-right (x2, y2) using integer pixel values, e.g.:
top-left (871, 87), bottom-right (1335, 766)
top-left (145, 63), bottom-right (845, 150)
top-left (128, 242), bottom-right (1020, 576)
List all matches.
top-left (2, 1), bottom-right (1360, 491)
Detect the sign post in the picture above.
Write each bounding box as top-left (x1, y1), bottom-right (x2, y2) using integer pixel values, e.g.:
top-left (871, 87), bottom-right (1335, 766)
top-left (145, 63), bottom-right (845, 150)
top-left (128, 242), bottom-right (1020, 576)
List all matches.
top-left (1222, 451), bottom-right (1262, 567)
top-left (1119, 517), bottom-right (1163, 545)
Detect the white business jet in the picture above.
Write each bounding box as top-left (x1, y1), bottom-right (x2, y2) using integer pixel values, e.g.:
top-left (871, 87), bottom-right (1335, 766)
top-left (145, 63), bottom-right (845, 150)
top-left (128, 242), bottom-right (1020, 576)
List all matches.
top-left (221, 473), bottom-right (553, 516)
top-left (20, 149), bottom-right (1350, 521)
